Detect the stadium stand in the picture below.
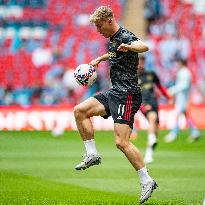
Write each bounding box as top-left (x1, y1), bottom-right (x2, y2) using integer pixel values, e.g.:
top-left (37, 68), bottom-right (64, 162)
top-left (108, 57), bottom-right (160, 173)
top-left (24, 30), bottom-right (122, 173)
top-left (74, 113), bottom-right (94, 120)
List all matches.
top-left (144, 0), bottom-right (205, 104)
top-left (0, 0), bottom-right (123, 105)
top-left (0, 0), bottom-right (205, 105)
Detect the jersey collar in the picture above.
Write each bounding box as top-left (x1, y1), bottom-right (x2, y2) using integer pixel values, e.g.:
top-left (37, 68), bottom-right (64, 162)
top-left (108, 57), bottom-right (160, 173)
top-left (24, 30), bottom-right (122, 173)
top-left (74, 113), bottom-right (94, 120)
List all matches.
top-left (110, 27), bottom-right (122, 41)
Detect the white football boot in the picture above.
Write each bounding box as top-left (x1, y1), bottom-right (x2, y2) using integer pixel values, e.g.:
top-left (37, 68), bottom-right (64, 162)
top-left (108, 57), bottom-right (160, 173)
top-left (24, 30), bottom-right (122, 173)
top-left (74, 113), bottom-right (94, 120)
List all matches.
top-left (75, 154), bottom-right (101, 170)
top-left (164, 132), bottom-right (177, 143)
top-left (140, 180), bottom-right (158, 204)
top-left (188, 129), bottom-right (200, 143)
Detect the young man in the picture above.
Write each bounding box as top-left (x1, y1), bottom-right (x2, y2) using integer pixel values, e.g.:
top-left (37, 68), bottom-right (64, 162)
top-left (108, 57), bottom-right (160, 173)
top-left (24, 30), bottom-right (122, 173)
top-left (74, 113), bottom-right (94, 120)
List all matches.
top-left (74, 6), bottom-right (158, 204)
top-left (165, 59), bottom-right (200, 143)
top-left (131, 55), bottom-right (172, 163)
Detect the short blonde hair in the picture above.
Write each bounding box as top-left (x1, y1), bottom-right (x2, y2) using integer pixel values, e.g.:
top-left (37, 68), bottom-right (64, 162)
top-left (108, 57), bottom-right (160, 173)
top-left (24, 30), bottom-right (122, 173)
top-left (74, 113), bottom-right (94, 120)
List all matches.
top-left (89, 6), bottom-right (113, 23)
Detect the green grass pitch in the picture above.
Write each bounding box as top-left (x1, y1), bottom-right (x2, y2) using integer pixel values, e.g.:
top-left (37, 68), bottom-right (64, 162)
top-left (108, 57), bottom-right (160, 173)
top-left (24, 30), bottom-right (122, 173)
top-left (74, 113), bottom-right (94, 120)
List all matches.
top-left (0, 130), bottom-right (205, 205)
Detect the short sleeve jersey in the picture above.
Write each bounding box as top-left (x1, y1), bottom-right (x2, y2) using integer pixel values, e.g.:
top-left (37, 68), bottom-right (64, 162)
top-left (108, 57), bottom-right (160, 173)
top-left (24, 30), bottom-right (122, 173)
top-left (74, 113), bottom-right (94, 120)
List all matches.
top-left (138, 71), bottom-right (160, 104)
top-left (108, 27), bottom-right (140, 92)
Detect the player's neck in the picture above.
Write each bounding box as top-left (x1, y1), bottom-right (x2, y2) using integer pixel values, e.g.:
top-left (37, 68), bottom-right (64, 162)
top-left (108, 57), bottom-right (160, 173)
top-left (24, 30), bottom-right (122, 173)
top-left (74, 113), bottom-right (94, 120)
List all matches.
top-left (110, 23), bottom-right (120, 38)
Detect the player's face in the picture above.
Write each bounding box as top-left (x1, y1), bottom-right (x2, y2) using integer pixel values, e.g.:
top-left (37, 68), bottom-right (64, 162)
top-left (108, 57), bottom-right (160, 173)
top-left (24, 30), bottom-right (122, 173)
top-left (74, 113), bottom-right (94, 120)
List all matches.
top-left (177, 61), bottom-right (183, 69)
top-left (94, 19), bottom-right (112, 38)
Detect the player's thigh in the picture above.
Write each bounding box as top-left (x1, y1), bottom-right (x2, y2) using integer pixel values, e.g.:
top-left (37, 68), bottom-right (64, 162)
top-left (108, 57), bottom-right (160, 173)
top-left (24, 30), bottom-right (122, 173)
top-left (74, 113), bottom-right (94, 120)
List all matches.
top-left (74, 97), bottom-right (107, 117)
top-left (114, 123), bottom-right (132, 144)
top-left (147, 111), bottom-right (158, 123)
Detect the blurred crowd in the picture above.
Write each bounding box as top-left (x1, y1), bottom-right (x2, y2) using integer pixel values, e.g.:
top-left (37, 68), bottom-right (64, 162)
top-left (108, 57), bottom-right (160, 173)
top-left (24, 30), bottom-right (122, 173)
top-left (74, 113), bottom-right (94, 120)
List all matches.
top-left (143, 0), bottom-right (205, 104)
top-left (0, 0), bottom-right (205, 106)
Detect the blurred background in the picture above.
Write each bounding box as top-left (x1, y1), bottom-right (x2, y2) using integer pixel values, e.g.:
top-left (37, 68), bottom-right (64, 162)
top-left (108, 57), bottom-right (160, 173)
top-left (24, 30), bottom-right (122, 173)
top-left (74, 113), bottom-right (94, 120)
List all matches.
top-left (0, 0), bottom-right (205, 130)
top-left (1, 3), bottom-right (204, 204)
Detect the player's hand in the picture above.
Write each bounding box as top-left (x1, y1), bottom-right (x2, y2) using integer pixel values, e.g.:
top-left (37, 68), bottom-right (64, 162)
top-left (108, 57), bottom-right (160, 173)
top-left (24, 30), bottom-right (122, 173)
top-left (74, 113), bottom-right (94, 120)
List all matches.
top-left (117, 43), bottom-right (130, 52)
top-left (168, 97), bottom-right (174, 106)
top-left (89, 58), bottom-right (101, 67)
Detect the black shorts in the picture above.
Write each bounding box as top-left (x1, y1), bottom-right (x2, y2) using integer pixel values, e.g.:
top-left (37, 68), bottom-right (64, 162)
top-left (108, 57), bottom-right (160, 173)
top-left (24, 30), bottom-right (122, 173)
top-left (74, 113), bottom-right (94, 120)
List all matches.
top-left (94, 88), bottom-right (142, 129)
top-left (140, 101), bottom-right (159, 123)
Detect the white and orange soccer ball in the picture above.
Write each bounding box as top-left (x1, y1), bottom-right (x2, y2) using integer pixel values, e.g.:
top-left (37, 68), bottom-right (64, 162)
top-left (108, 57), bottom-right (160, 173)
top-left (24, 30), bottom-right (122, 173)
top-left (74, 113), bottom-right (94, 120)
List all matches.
top-left (74, 64), bottom-right (97, 86)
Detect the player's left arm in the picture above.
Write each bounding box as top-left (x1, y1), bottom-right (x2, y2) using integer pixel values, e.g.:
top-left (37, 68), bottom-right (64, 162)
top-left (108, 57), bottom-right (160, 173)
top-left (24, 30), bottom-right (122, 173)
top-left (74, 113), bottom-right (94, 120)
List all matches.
top-left (156, 82), bottom-right (172, 99)
top-left (117, 40), bottom-right (149, 53)
top-left (154, 72), bottom-right (172, 99)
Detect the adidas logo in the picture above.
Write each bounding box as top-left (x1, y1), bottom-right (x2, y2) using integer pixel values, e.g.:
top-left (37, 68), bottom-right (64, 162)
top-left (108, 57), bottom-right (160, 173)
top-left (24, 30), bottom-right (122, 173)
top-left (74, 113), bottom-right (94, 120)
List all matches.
top-left (117, 116), bottom-right (122, 120)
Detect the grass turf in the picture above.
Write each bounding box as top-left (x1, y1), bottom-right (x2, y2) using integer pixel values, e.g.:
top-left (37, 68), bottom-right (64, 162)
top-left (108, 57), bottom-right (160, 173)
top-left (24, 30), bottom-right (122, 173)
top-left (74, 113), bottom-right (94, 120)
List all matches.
top-left (0, 130), bottom-right (204, 205)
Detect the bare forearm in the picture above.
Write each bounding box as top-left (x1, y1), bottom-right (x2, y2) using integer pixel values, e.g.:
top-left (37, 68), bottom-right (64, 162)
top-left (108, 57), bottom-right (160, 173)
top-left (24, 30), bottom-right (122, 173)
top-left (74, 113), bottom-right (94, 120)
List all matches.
top-left (157, 83), bottom-right (172, 99)
top-left (89, 53), bottom-right (109, 67)
top-left (96, 53), bottom-right (109, 62)
top-left (128, 40), bottom-right (149, 53)
top-left (117, 40), bottom-right (149, 53)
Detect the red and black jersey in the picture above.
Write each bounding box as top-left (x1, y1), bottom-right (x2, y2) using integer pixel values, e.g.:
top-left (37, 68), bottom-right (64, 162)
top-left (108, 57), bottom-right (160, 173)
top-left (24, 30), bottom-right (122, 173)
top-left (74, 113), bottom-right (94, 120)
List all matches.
top-left (138, 70), bottom-right (171, 105)
top-left (138, 71), bottom-right (159, 104)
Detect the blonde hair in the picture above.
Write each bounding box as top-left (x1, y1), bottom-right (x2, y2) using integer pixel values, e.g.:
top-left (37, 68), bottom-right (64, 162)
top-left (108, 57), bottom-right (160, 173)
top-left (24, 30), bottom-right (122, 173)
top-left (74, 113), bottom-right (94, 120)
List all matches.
top-left (89, 6), bottom-right (113, 23)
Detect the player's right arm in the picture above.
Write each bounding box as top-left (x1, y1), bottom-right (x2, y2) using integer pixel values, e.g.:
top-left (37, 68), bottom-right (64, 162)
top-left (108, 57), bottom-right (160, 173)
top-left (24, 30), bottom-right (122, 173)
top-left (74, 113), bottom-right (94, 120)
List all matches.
top-left (89, 53), bottom-right (109, 67)
top-left (117, 40), bottom-right (149, 53)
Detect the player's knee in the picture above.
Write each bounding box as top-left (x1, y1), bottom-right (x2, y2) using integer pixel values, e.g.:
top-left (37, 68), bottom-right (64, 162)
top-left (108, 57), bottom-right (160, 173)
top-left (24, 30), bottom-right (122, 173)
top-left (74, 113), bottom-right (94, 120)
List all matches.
top-left (147, 112), bottom-right (157, 121)
top-left (115, 138), bottom-right (128, 151)
top-left (73, 105), bottom-right (84, 120)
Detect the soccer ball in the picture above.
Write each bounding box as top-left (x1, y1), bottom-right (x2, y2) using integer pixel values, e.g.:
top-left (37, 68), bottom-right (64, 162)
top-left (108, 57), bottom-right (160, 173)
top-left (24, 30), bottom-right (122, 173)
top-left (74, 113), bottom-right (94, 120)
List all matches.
top-left (74, 64), bottom-right (97, 86)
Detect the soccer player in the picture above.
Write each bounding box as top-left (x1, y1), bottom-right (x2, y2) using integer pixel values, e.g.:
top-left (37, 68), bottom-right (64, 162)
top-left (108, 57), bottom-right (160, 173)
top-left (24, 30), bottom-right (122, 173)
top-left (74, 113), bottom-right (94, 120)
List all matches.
top-left (74, 6), bottom-right (157, 204)
top-left (131, 55), bottom-right (172, 163)
top-left (165, 59), bottom-right (200, 143)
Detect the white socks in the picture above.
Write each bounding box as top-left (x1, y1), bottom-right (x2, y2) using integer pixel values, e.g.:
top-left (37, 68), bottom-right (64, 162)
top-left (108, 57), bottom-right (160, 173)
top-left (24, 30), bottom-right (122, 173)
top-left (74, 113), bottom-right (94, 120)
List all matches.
top-left (144, 147), bottom-right (154, 163)
top-left (148, 133), bottom-right (157, 147)
top-left (84, 139), bottom-right (98, 156)
top-left (138, 167), bottom-right (152, 185)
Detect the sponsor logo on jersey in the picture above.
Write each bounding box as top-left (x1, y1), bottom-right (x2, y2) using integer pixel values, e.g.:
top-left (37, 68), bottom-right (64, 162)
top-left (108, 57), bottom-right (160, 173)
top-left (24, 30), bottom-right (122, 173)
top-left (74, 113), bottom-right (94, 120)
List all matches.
top-left (108, 51), bottom-right (117, 58)
top-left (147, 75), bottom-right (153, 81)
top-left (142, 83), bottom-right (153, 90)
